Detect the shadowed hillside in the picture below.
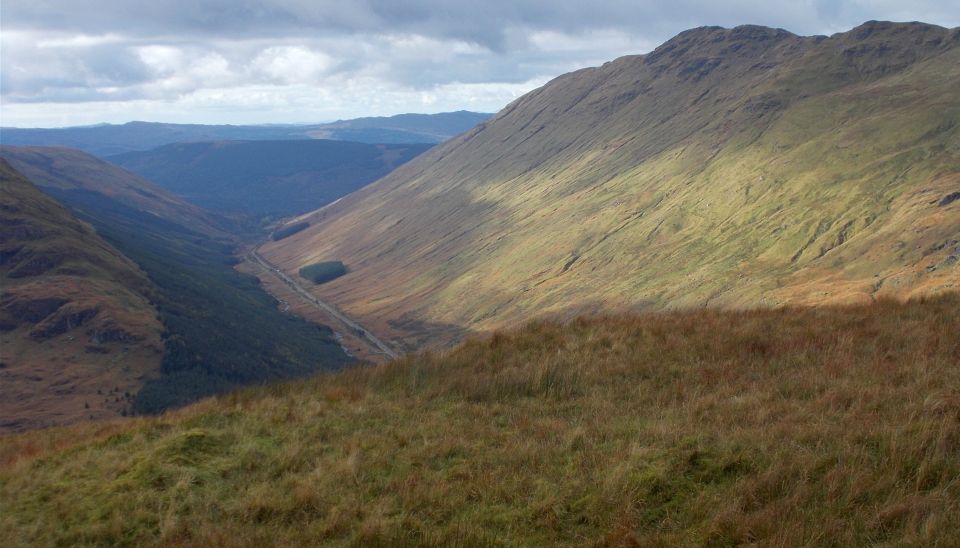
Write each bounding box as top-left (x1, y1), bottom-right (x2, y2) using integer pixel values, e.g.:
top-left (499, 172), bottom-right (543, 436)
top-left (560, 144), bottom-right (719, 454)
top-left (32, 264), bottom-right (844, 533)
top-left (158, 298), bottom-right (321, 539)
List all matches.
top-left (109, 140), bottom-right (432, 218)
top-left (0, 160), bottom-right (162, 431)
top-left (1, 295), bottom-right (957, 544)
top-left (0, 147), bottom-right (352, 422)
top-left (261, 21), bottom-right (960, 349)
top-left (0, 146), bottom-right (230, 238)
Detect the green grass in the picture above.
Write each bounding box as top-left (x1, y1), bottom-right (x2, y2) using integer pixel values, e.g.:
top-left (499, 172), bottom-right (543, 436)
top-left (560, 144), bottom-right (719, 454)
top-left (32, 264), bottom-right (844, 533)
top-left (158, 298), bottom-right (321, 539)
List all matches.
top-left (2, 295), bottom-right (958, 545)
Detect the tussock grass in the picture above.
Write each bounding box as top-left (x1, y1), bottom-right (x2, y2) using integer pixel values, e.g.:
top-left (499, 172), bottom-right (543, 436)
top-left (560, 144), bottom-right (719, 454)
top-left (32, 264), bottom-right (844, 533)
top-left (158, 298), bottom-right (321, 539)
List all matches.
top-left (2, 296), bottom-right (959, 545)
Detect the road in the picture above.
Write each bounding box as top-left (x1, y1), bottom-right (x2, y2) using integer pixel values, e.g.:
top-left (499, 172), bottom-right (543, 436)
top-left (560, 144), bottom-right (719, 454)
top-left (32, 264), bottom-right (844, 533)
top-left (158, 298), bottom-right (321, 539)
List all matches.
top-left (248, 249), bottom-right (400, 360)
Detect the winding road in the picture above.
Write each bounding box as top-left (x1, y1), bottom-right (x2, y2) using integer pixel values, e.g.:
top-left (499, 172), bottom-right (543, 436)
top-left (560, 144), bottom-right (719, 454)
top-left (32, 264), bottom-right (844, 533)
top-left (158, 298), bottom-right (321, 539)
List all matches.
top-left (248, 249), bottom-right (399, 360)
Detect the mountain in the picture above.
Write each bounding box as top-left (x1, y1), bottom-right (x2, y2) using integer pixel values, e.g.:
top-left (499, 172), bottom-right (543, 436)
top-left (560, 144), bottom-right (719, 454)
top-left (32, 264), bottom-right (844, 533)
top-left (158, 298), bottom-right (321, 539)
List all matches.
top-left (0, 112), bottom-right (493, 157)
top-left (303, 111), bottom-right (496, 143)
top-left (0, 146), bottom-right (229, 237)
top-left (109, 140), bottom-right (432, 218)
top-left (0, 122), bottom-right (303, 158)
top-left (260, 21), bottom-right (960, 349)
top-left (0, 159), bottom-right (162, 431)
top-left (1, 146), bottom-right (352, 420)
top-left (3, 295), bottom-right (958, 544)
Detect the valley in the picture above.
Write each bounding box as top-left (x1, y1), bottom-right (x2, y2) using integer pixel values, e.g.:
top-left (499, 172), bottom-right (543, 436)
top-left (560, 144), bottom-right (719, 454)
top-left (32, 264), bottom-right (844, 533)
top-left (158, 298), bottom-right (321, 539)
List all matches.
top-left (108, 140), bottom-right (432, 218)
top-left (2, 11), bottom-right (959, 546)
top-left (244, 249), bottom-right (398, 361)
top-left (0, 146), bottom-right (353, 428)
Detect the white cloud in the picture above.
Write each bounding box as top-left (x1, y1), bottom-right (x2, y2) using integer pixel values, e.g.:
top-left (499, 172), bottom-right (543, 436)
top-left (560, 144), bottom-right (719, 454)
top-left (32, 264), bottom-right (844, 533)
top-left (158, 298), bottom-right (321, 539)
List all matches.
top-left (2, 0), bottom-right (958, 126)
top-left (0, 78), bottom-right (547, 127)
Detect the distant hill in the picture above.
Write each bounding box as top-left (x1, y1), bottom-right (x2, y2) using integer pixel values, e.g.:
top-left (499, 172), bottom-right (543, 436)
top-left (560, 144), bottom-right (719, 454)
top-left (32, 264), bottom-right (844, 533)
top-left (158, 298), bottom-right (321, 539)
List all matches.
top-left (0, 159), bottom-right (162, 431)
top-left (108, 140), bottom-right (432, 218)
top-left (0, 146), bottom-right (352, 422)
top-left (0, 111), bottom-right (492, 157)
top-left (260, 21), bottom-right (960, 349)
top-left (0, 145), bottom-right (230, 237)
top-left (304, 111), bottom-right (495, 143)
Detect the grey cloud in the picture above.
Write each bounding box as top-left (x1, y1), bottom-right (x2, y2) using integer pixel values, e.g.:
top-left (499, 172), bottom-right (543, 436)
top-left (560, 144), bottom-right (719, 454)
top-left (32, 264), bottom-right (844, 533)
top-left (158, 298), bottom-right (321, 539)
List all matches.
top-left (5, 1), bottom-right (957, 48)
top-left (1, 37), bottom-right (155, 100)
top-left (1, 0), bottom-right (958, 124)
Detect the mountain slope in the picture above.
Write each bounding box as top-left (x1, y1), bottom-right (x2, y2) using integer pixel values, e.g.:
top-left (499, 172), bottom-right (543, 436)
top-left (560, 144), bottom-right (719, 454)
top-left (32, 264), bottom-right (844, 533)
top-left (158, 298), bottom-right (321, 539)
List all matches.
top-left (1, 146), bottom-right (352, 418)
top-left (0, 146), bottom-right (229, 237)
top-left (0, 160), bottom-right (162, 431)
top-left (0, 111), bottom-right (493, 156)
top-left (2, 296), bottom-right (958, 545)
top-left (261, 21), bottom-right (960, 349)
top-left (109, 140), bottom-right (432, 217)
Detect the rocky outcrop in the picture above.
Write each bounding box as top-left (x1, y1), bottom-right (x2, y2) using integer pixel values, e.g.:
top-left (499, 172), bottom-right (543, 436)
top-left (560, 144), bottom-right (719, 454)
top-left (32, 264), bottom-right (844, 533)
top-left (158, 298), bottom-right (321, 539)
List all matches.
top-left (29, 305), bottom-right (100, 340)
top-left (0, 296), bottom-right (69, 323)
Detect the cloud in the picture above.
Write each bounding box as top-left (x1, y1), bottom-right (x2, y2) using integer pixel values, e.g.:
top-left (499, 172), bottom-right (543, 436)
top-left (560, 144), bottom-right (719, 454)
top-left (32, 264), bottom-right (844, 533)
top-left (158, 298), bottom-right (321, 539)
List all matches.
top-left (1, 0), bottom-right (958, 126)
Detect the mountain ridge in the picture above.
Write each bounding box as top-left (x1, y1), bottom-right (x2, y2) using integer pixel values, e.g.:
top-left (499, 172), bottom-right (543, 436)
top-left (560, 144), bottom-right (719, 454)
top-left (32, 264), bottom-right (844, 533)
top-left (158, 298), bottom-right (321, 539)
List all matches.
top-left (0, 145), bottom-right (231, 238)
top-left (260, 21), bottom-right (960, 349)
top-left (0, 111), bottom-right (493, 156)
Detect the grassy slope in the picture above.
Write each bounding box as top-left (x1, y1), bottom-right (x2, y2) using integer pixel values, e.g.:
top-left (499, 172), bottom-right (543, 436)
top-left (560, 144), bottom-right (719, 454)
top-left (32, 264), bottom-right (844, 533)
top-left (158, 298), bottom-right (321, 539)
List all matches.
top-left (108, 140), bottom-right (432, 218)
top-left (0, 160), bottom-right (162, 431)
top-left (2, 295), bottom-right (958, 545)
top-left (261, 22), bottom-right (960, 350)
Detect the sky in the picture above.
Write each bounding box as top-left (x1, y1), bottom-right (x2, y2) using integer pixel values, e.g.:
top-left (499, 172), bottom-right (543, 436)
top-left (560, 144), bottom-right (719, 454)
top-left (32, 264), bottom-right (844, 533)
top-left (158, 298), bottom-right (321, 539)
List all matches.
top-left (2, 0), bottom-right (958, 127)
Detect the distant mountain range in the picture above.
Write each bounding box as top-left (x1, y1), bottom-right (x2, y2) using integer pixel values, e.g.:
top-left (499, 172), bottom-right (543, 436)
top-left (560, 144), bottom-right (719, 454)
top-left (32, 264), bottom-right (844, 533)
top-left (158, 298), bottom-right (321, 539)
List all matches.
top-left (260, 21), bottom-right (960, 349)
top-left (108, 140), bottom-right (432, 218)
top-left (0, 111), bottom-right (492, 157)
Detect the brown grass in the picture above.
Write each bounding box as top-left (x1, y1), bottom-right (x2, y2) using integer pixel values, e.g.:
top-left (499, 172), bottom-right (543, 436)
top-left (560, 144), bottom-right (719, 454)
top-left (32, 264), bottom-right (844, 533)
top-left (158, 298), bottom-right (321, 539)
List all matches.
top-left (1, 295), bottom-right (958, 545)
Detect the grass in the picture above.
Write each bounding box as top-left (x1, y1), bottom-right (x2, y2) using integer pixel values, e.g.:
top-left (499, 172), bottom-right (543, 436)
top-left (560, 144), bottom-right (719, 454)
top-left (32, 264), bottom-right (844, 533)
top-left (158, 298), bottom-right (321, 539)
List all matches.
top-left (2, 295), bottom-right (958, 545)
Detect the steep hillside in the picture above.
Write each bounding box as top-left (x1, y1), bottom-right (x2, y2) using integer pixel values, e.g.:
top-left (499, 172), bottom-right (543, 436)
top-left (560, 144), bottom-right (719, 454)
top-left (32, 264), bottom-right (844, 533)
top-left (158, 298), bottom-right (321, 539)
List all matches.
top-left (0, 160), bottom-right (162, 431)
top-left (1, 147), bottom-right (352, 419)
top-left (261, 21), bottom-right (960, 349)
top-left (0, 112), bottom-right (492, 156)
top-left (0, 146), bottom-right (230, 237)
top-left (109, 140), bottom-right (432, 217)
top-left (2, 296), bottom-right (958, 545)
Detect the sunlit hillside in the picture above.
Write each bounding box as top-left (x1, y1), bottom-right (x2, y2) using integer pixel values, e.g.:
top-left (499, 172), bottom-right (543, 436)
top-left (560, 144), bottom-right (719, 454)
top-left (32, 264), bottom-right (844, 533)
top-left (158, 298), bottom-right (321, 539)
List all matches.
top-left (262, 22), bottom-right (960, 349)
